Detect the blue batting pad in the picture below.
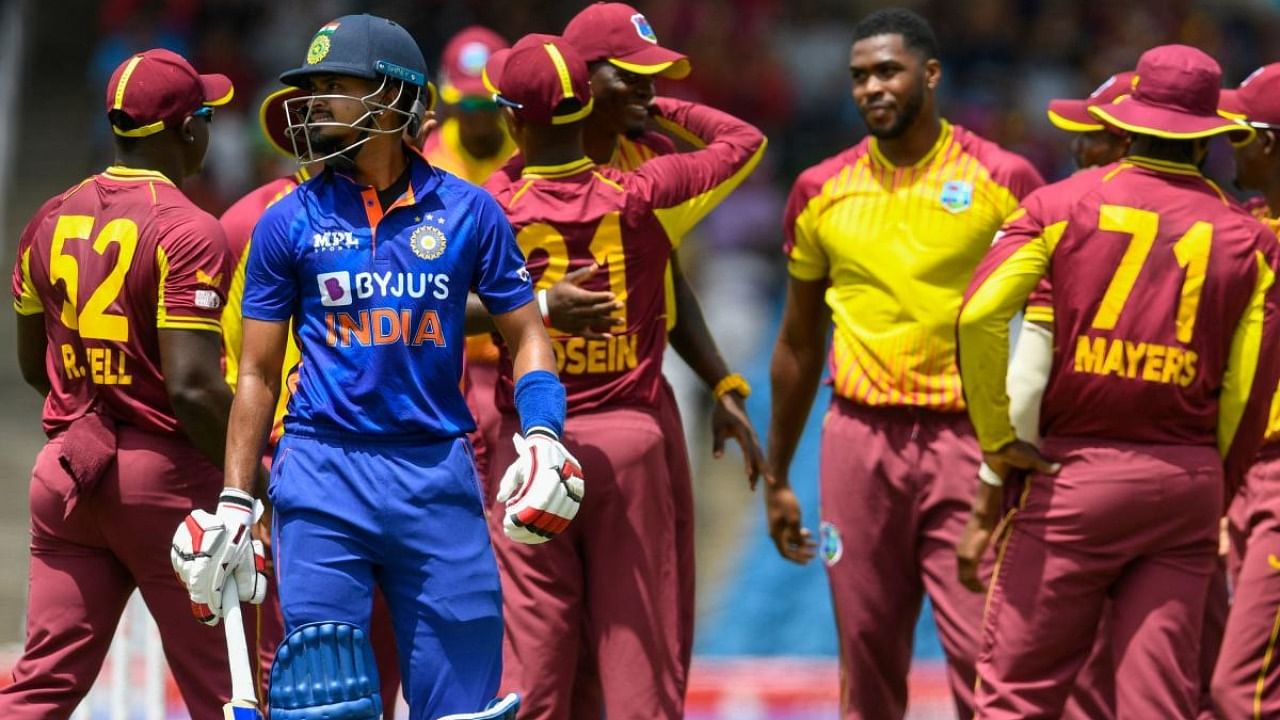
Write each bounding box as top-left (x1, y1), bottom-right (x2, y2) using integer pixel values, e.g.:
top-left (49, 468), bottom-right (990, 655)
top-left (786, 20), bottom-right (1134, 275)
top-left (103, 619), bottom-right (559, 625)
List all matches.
top-left (269, 621), bottom-right (383, 720)
top-left (436, 693), bottom-right (520, 720)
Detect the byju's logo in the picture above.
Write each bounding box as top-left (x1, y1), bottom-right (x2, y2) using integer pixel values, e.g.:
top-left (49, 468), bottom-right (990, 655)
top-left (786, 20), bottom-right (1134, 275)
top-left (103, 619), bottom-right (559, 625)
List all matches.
top-left (317, 271), bottom-right (352, 306)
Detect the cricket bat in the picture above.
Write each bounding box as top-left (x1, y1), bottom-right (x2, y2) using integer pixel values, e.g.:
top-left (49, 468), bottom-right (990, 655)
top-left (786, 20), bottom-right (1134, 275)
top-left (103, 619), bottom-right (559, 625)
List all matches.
top-left (221, 576), bottom-right (264, 720)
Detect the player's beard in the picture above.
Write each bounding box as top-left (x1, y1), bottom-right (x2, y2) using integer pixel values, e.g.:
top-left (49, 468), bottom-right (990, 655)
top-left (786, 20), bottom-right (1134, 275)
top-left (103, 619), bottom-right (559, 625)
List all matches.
top-left (865, 83), bottom-right (925, 140)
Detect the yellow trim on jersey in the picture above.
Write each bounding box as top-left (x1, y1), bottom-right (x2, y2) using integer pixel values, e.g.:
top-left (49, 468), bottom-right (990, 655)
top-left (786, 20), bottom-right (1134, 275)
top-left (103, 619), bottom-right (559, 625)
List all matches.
top-left (522, 157), bottom-right (594, 179)
top-left (14, 247), bottom-right (43, 315)
top-left (1125, 155), bottom-right (1202, 176)
top-left (1023, 305), bottom-right (1054, 325)
top-left (1089, 105), bottom-right (1254, 142)
top-left (592, 171), bottom-right (624, 193)
top-left (507, 180), bottom-right (536, 208)
top-left (103, 165), bottom-right (176, 185)
top-left (870, 120), bottom-right (952, 168)
top-left (223, 239), bottom-right (253, 389)
top-left (1047, 109), bottom-right (1104, 133)
top-left (958, 221), bottom-right (1068, 452)
top-left (1255, 604), bottom-right (1280, 720)
top-left (652, 115), bottom-right (708, 149)
top-left (1219, 251), bottom-right (1275, 458)
top-left (653, 137), bottom-right (768, 249)
top-left (158, 316), bottom-right (222, 332)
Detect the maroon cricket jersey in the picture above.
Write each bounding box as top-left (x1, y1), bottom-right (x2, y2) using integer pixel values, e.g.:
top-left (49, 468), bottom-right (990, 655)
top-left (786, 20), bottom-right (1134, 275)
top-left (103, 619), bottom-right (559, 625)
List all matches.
top-left (11, 166), bottom-right (231, 437)
top-left (962, 157), bottom-right (1280, 487)
top-left (487, 98), bottom-right (765, 412)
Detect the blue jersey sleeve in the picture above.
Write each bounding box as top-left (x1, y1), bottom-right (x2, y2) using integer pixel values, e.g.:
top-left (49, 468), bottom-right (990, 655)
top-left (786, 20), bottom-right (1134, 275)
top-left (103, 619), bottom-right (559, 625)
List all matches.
top-left (471, 193), bottom-right (534, 315)
top-left (242, 198), bottom-right (299, 322)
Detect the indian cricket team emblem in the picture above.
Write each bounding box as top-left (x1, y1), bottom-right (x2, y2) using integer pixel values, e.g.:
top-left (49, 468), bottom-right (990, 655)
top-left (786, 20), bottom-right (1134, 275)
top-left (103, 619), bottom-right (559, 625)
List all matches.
top-left (939, 180), bottom-right (974, 214)
top-left (306, 21), bottom-right (341, 65)
top-left (818, 521), bottom-right (843, 567)
top-left (631, 13), bottom-right (659, 44)
top-left (410, 223), bottom-right (448, 261)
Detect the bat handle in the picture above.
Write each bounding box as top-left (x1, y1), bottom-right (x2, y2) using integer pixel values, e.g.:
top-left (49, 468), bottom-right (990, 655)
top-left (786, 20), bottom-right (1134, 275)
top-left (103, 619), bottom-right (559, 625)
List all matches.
top-left (221, 576), bottom-right (258, 706)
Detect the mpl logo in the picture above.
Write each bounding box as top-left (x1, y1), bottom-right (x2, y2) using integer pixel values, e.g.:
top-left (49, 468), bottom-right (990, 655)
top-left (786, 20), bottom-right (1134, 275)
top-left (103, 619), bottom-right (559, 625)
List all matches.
top-left (313, 230), bottom-right (359, 252)
top-left (317, 271), bottom-right (352, 306)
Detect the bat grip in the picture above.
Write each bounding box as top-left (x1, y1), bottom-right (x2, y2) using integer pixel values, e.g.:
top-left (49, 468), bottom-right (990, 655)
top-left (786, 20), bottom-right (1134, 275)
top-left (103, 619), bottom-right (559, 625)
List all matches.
top-left (221, 576), bottom-right (258, 705)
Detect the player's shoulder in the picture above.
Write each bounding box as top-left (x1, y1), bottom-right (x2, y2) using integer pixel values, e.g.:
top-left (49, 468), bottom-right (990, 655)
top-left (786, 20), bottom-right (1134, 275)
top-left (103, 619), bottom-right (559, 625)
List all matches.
top-left (483, 154), bottom-right (526, 202)
top-left (790, 143), bottom-right (869, 204)
top-left (950, 124), bottom-right (1044, 191)
top-left (433, 167), bottom-right (509, 225)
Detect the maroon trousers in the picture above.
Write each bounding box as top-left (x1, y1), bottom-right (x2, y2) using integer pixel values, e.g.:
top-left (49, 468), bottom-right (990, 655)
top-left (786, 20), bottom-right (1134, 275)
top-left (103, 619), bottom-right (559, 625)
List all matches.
top-left (1213, 447), bottom-right (1280, 719)
top-left (819, 399), bottom-right (985, 720)
top-left (0, 428), bottom-right (231, 719)
top-left (976, 439), bottom-right (1221, 719)
top-left (486, 392), bottom-right (693, 720)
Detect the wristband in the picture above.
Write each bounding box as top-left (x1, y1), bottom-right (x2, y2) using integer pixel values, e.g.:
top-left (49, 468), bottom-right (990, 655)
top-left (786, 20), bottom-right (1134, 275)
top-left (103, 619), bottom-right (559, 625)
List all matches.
top-left (713, 373), bottom-right (751, 400)
top-left (978, 463), bottom-right (1004, 488)
top-left (514, 369), bottom-right (566, 438)
top-left (537, 288), bottom-right (551, 328)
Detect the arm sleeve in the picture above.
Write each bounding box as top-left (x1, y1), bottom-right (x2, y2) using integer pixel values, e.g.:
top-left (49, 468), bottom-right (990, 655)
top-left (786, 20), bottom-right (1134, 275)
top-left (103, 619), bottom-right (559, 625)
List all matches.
top-left (1219, 242), bottom-right (1280, 494)
top-left (155, 213), bottom-right (231, 333)
top-left (1007, 319), bottom-right (1054, 445)
top-left (11, 199), bottom-right (57, 315)
top-left (630, 98), bottom-right (767, 247)
top-left (782, 170), bottom-right (829, 282)
top-left (471, 194), bottom-right (535, 315)
top-left (1024, 278), bottom-right (1055, 325)
top-left (956, 197), bottom-right (1066, 453)
top-left (241, 203), bottom-right (299, 322)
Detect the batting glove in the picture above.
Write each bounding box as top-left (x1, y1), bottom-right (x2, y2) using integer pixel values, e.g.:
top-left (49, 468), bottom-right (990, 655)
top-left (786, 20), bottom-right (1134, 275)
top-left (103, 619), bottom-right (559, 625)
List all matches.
top-left (170, 488), bottom-right (259, 625)
top-left (496, 431), bottom-right (584, 544)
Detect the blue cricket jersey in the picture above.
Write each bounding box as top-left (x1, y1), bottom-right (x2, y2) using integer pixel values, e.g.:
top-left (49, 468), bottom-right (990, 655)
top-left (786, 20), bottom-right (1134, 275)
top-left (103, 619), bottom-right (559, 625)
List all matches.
top-left (242, 153), bottom-right (533, 441)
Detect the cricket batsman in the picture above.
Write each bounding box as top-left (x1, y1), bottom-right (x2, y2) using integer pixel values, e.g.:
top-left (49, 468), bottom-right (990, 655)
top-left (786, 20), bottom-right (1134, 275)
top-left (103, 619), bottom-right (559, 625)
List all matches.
top-left (173, 15), bottom-right (579, 719)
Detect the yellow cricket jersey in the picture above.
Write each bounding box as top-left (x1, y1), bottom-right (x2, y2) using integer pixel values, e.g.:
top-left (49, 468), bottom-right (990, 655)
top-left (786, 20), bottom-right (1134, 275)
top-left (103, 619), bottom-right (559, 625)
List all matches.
top-left (421, 116), bottom-right (517, 186)
top-left (1254, 209), bottom-right (1280, 446)
top-left (220, 170), bottom-right (308, 442)
top-left (784, 120), bottom-right (1043, 410)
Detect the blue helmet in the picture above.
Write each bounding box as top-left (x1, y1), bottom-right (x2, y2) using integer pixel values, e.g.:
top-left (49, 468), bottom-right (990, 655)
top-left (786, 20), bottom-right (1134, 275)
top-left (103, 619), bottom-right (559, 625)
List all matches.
top-left (277, 15), bottom-right (437, 163)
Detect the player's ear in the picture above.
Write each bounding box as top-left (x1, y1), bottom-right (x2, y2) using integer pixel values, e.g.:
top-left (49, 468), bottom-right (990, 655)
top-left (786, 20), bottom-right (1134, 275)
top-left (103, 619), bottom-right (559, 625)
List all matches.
top-left (179, 116), bottom-right (197, 144)
top-left (923, 57), bottom-right (942, 91)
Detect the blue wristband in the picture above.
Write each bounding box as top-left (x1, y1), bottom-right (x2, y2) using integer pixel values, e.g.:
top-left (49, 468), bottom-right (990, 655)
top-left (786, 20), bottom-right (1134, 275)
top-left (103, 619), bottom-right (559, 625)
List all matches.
top-left (513, 370), bottom-right (566, 438)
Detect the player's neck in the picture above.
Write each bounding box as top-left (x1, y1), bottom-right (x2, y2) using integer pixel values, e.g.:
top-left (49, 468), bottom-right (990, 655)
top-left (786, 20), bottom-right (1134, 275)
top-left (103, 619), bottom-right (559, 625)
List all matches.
top-left (112, 151), bottom-right (183, 189)
top-left (523, 125), bottom-right (589, 169)
top-left (875, 115), bottom-right (942, 167)
top-left (349, 138), bottom-right (410, 190)
top-left (582, 118), bottom-right (617, 165)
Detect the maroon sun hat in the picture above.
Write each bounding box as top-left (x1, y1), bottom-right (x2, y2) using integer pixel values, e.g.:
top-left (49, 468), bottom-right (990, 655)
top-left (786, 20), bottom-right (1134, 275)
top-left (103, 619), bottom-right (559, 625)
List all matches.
top-left (485, 34), bottom-right (594, 125)
top-left (439, 26), bottom-right (509, 104)
top-left (1220, 63), bottom-right (1280, 128)
top-left (106, 48), bottom-right (234, 137)
top-left (1047, 71), bottom-right (1134, 134)
top-left (258, 86), bottom-right (307, 157)
top-left (562, 2), bottom-right (690, 79)
top-left (1088, 45), bottom-right (1251, 141)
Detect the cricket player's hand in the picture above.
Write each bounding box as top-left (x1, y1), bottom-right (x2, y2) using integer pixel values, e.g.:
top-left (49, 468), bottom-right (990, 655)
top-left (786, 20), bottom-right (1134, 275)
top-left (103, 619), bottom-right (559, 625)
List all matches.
top-left (765, 482), bottom-right (815, 564)
top-left (711, 391), bottom-right (767, 490)
top-left (497, 431), bottom-right (585, 544)
top-left (547, 264), bottom-right (624, 340)
top-left (957, 479), bottom-right (1004, 593)
top-left (982, 439), bottom-right (1060, 479)
top-left (170, 488), bottom-right (262, 625)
